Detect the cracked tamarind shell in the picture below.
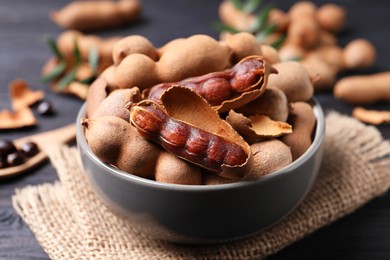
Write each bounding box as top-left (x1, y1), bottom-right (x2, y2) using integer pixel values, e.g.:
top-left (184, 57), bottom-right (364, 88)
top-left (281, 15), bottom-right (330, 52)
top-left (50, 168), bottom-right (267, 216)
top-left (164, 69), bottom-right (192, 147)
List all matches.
top-left (213, 56), bottom-right (277, 113)
top-left (226, 110), bottom-right (292, 143)
top-left (130, 86), bottom-right (253, 179)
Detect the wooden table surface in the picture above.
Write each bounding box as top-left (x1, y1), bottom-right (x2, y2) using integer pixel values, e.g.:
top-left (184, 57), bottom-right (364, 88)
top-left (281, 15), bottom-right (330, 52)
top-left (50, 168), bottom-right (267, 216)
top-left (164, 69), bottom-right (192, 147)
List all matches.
top-left (0, 0), bottom-right (389, 259)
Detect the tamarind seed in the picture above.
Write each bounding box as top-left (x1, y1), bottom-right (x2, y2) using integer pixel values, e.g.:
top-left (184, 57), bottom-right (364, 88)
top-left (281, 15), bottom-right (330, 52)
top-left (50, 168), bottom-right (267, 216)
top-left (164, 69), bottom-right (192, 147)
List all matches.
top-left (0, 156), bottom-right (7, 168)
top-left (160, 121), bottom-right (189, 148)
top-left (37, 100), bottom-right (54, 115)
top-left (0, 140), bottom-right (17, 157)
top-left (186, 130), bottom-right (209, 156)
top-left (7, 151), bottom-right (26, 166)
top-left (230, 58), bottom-right (264, 92)
top-left (20, 141), bottom-right (39, 157)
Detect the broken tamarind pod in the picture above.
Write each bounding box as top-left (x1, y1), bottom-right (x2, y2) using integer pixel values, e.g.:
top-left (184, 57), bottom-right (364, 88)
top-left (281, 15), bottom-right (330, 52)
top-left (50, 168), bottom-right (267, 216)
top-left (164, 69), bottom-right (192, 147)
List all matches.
top-left (131, 100), bottom-right (246, 173)
top-left (234, 88), bottom-right (289, 122)
top-left (50, 0), bottom-right (141, 32)
top-left (131, 86), bottom-right (252, 178)
top-left (9, 79), bottom-right (44, 111)
top-left (147, 56), bottom-right (276, 112)
top-left (0, 107), bottom-right (37, 129)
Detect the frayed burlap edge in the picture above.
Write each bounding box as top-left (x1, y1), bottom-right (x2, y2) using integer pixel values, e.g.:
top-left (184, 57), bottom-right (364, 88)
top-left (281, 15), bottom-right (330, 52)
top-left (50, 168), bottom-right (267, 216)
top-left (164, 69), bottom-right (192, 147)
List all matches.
top-left (12, 112), bottom-right (390, 259)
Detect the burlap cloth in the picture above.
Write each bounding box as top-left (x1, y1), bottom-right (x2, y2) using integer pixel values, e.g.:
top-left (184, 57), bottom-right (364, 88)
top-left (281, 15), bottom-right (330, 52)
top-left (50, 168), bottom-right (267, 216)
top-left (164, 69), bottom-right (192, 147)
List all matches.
top-left (12, 112), bottom-right (390, 259)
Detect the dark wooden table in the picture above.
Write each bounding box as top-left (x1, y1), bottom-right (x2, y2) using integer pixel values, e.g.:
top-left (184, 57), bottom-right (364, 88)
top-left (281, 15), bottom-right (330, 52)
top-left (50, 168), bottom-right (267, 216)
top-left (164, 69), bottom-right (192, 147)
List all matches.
top-left (1, 0), bottom-right (389, 259)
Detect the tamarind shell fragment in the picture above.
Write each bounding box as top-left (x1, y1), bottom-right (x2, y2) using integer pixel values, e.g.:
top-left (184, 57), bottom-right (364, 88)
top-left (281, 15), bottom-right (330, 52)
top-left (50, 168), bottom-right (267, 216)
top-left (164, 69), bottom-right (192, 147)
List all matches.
top-left (130, 86), bottom-right (253, 179)
top-left (226, 111), bottom-right (292, 143)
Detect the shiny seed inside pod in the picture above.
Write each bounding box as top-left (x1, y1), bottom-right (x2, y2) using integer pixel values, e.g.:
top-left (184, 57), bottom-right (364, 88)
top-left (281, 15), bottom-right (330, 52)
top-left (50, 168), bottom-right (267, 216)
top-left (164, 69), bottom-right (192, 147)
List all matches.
top-left (20, 141), bottom-right (39, 157)
top-left (7, 151), bottom-right (26, 167)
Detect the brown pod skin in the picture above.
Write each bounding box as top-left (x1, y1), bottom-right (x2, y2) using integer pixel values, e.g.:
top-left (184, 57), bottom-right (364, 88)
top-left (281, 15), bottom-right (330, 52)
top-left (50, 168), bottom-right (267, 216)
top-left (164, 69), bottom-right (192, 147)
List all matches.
top-left (260, 45), bottom-right (281, 64)
top-left (115, 53), bottom-right (159, 90)
top-left (334, 72), bottom-right (390, 104)
top-left (300, 56), bottom-right (337, 91)
top-left (112, 35), bottom-right (159, 66)
top-left (235, 87), bottom-right (289, 122)
top-left (342, 39), bottom-right (376, 70)
top-left (92, 87), bottom-right (142, 122)
top-left (147, 56), bottom-right (267, 106)
top-left (281, 102), bottom-right (316, 160)
top-left (82, 116), bottom-right (160, 180)
top-left (50, 0), bottom-right (141, 32)
top-left (86, 77), bottom-right (111, 118)
top-left (114, 34), bottom-right (233, 90)
top-left (155, 152), bottom-right (202, 185)
top-left (286, 16), bottom-right (319, 49)
top-left (316, 3), bottom-right (346, 33)
top-left (267, 61), bottom-right (314, 102)
top-left (130, 101), bottom-right (248, 173)
top-left (223, 32), bottom-right (262, 63)
top-left (156, 35), bottom-right (232, 83)
top-left (56, 30), bottom-right (120, 65)
top-left (202, 172), bottom-right (239, 185)
top-left (245, 139), bottom-right (292, 179)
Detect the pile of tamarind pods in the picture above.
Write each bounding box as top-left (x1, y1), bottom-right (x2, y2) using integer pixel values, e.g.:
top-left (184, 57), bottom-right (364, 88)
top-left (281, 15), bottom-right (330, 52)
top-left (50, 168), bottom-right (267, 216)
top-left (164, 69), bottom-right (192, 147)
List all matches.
top-left (82, 32), bottom-right (318, 185)
top-left (219, 0), bottom-right (390, 124)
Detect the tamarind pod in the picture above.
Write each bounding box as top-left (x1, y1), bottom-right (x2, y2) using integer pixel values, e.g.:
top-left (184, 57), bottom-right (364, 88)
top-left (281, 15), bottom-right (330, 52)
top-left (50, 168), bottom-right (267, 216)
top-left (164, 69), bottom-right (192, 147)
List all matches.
top-left (334, 72), bottom-right (390, 104)
top-left (50, 0), bottom-right (141, 31)
top-left (281, 102), bottom-right (315, 160)
top-left (147, 56), bottom-right (270, 106)
top-left (130, 100), bottom-right (247, 173)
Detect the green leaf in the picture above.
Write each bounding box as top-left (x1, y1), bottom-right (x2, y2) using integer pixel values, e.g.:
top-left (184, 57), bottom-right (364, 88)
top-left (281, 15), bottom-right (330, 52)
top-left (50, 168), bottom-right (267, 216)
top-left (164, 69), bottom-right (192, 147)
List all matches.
top-left (40, 61), bottom-right (66, 83)
top-left (79, 75), bottom-right (96, 85)
top-left (248, 3), bottom-right (274, 33)
top-left (242, 0), bottom-right (262, 14)
top-left (228, 0), bottom-right (244, 10)
top-left (55, 67), bottom-right (77, 91)
top-left (255, 23), bottom-right (278, 42)
top-left (88, 45), bottom-right (99, 73)
top-left (47, 37), bottom-right (63, 60)
top-left (270, 33), bottom-right (286, 50)
top-left (73, 38), bottom-right (82, 64)
top-left (212, 21), bottom-right (241, 34)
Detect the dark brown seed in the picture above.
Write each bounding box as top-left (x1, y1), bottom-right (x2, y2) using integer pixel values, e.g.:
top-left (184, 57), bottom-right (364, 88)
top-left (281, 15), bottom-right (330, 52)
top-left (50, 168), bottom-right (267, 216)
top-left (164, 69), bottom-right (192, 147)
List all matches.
top-left (0, 156), bottom-right (7, 168)
top-left (7, 151), bottom-right (26, 166)
top-left (37, 100), bottom-right (54, 115)
top-left (0, 140), bottom-right (17, 158)
top-left (20, 142), bottom-right (39, 157)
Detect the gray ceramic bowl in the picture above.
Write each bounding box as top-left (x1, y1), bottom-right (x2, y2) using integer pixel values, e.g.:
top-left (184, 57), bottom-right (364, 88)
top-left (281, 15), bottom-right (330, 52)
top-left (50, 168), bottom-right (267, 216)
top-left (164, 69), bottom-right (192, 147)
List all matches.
top-left (76, 99), bottom-right (325, 244)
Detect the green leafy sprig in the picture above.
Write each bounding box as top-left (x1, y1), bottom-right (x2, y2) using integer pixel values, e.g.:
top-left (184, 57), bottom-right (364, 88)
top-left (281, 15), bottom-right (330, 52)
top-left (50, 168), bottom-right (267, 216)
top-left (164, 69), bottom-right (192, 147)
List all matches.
top-left (213, 0), bottom-right (285, 49)
top-left (41, 36), bottom-right (99, 91)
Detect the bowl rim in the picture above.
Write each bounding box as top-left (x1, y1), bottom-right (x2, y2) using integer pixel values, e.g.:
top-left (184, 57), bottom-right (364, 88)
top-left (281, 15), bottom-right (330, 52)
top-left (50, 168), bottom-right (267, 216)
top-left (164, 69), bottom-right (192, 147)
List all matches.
top-left (76, 98), bottom-right (325, 192)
